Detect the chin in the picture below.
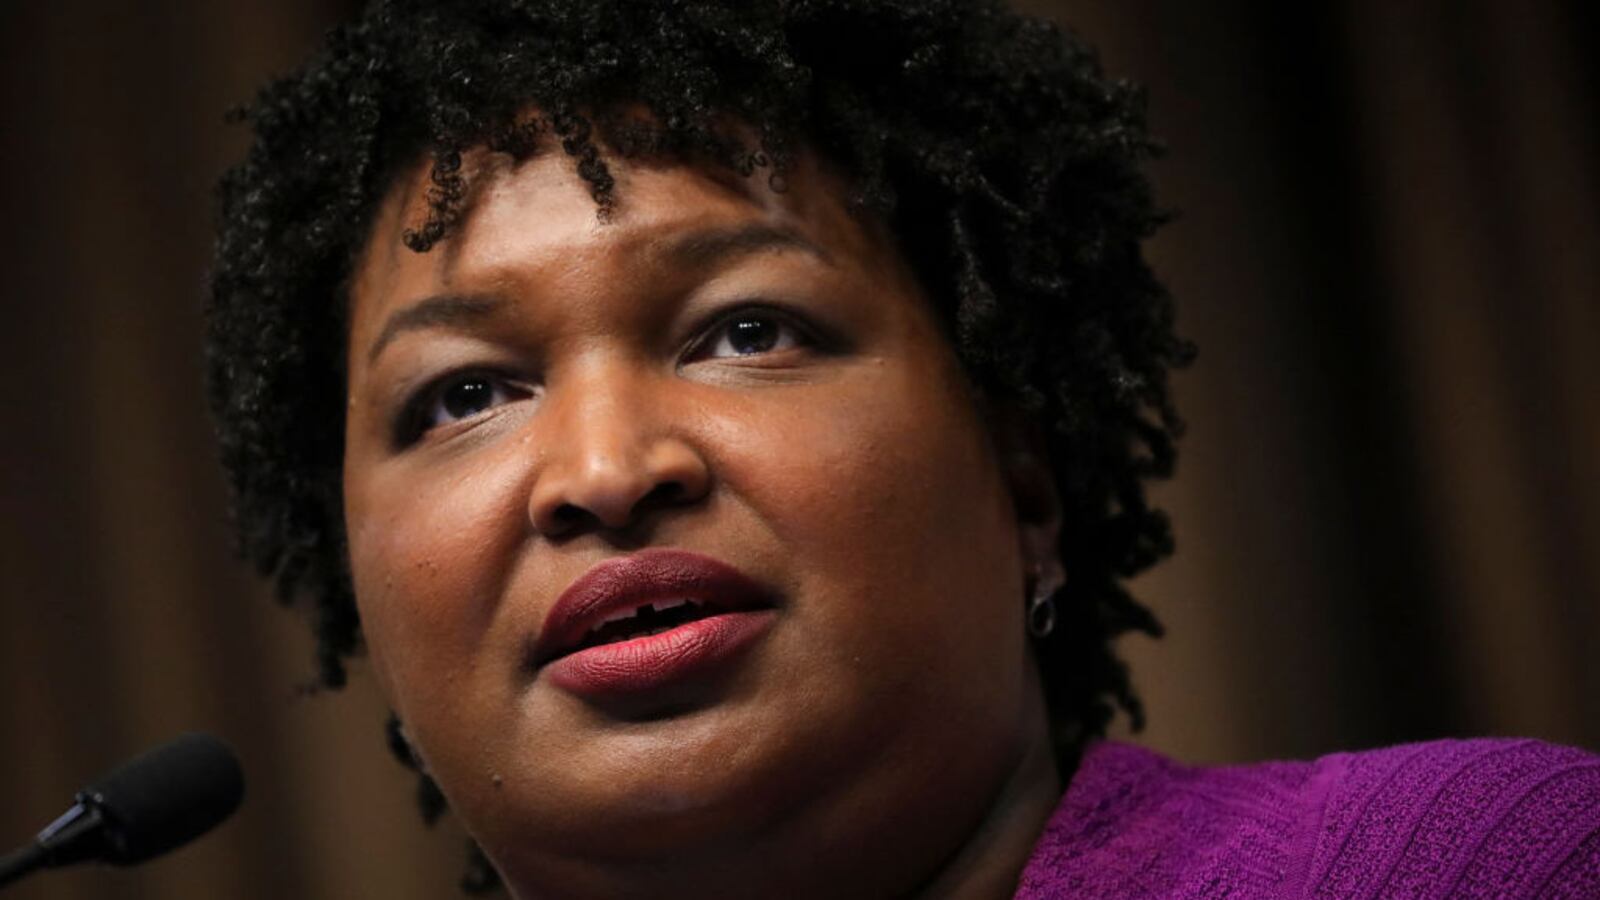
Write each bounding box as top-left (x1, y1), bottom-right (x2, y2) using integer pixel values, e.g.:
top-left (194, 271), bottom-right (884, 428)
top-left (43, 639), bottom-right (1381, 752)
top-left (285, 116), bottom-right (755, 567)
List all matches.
top-left (478, 694), bottom-right (814, 858)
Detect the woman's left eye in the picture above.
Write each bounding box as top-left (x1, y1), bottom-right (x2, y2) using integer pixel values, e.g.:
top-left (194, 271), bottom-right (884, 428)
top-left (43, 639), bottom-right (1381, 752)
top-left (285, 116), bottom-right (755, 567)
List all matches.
top-left (692, 309), bottom-right (810, 360)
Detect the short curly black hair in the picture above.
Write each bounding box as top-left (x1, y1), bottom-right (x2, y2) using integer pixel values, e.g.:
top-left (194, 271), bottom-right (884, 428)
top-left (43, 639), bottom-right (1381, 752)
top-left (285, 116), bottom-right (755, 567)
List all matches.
top-left (208, 0), bottom-right (1191, 890)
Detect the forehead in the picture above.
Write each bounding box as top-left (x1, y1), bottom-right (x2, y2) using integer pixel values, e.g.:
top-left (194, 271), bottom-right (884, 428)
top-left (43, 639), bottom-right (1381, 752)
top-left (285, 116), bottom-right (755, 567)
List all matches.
top-left (348, 148), bottom-right (891, 323)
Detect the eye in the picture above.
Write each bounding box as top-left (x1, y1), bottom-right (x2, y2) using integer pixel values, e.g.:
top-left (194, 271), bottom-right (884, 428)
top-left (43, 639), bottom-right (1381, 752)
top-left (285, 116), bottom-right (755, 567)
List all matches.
top-left (396, 371), bottom-right (530, 446)
top-left (691, 307), bottom-right (811, 361)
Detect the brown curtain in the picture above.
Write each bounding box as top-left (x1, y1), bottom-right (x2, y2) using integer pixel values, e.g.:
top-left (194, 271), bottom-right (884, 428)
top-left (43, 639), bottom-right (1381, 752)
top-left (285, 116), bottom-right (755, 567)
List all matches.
top-left (0, 1), bottom-right (1593, 897)
top-left (1028, 0), bottom-right (1600, 762)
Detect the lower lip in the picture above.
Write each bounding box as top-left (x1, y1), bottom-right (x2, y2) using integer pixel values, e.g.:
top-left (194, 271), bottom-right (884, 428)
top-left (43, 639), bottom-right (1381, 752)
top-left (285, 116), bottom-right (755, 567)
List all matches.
top-left (543, 610), bottom-right (776, 698)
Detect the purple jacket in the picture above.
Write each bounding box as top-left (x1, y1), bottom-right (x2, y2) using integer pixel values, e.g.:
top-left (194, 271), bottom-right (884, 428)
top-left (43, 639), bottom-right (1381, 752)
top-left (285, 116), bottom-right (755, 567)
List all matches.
top-left (1016, 738), bottom-right (1600, 898)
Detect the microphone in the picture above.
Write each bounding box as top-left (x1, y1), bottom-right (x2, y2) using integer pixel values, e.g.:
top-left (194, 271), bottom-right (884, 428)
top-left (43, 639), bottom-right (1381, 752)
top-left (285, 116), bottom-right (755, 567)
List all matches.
top-left (0, 733), bottom-right (244, 889)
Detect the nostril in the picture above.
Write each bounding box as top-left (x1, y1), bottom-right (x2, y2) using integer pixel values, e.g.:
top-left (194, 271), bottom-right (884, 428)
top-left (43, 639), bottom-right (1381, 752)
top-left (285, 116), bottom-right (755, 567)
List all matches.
top-left (540, 482), bottom-right (685, 536)
top-left (642, 482), bottom-right (684, 506)
top-left (550, 503), bottom-right (590, 531)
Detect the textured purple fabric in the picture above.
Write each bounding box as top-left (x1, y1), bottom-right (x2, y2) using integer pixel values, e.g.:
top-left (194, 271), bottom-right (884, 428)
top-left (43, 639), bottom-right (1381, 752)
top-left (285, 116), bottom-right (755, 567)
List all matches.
top-left (1015, 737), bottom-right (1600, 898)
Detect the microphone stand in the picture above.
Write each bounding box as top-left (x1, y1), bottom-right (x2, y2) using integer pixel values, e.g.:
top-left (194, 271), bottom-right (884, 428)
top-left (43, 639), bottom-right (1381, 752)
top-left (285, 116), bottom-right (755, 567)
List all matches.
top-left (0, 802), bottom-right (107, 889)
top-left (0, 843), bottom-right (46, 889)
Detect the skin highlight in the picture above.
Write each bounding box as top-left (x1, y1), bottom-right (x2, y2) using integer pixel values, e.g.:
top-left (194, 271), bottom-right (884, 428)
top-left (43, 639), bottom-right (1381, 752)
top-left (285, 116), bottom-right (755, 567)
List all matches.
top-left (340, 149), bottom-right (1065, 898)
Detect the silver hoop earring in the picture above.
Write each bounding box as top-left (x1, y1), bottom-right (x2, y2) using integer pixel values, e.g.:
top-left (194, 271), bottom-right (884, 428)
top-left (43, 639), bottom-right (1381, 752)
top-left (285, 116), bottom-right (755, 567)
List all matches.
top-left (1027, 585), bottom-right (1057, 639)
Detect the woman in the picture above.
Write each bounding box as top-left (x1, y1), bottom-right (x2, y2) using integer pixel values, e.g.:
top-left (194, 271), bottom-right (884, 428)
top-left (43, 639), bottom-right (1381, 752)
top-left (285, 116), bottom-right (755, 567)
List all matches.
top-left (207, 1), bottom-right (1600, 896)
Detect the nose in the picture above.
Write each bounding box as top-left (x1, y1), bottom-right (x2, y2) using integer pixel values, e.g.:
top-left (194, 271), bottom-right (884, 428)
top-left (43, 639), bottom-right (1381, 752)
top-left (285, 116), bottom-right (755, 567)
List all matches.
top-left (526, 362), bottom-right (711, 538)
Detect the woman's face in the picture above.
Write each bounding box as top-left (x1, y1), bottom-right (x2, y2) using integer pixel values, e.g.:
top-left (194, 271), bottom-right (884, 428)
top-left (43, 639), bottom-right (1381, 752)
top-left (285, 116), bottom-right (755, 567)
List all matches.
top-left (342, 147), bottom-right (1060, 894)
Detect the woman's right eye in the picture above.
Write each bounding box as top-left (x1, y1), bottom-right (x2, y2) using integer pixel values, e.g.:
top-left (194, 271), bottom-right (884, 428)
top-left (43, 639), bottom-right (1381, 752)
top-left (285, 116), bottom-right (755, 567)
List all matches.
top-left (396, 372), bottom-right (530, 446)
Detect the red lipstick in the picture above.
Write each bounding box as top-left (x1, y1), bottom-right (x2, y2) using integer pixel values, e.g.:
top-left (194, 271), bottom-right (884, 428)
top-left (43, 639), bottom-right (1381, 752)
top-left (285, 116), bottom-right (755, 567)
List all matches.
top-left (533, 548), bottom-right (777, 698)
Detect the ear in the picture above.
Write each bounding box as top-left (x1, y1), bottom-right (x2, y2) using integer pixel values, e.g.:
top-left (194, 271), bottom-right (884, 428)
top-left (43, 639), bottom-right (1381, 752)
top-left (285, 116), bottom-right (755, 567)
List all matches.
top-left (982, 397), bottom-right (1065, 599)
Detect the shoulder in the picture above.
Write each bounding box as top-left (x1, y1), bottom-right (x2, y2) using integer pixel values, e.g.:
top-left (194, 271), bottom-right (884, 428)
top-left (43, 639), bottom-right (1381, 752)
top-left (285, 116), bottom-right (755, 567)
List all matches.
top-left (1308, 737), bottom-right (1600, 898)
top-left (1015, 738), bottom-right (1600, 899)
top-left (1016, 740), bottom-right (1325, 897)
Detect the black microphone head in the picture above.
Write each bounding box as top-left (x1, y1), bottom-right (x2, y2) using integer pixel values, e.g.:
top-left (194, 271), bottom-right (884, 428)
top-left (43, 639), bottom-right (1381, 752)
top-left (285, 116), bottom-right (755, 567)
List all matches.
top-left (77, 733), bottom-right (245, 865)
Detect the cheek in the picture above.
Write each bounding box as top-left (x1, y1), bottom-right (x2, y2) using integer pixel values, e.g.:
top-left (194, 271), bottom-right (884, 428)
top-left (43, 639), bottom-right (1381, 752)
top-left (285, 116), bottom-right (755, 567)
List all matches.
top-left (711, 355), bottom-right (1024, 689)
top-left (345, 452), bottom-right (529, 720)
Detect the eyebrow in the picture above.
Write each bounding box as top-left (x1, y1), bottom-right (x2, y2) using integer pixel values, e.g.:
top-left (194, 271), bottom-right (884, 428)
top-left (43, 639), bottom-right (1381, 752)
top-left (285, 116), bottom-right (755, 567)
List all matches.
top-left (659, 223), bottom-right (834, 271)
top-left (367, 293), bottom-right (504, 364)
top-left (365, 224), bottom-right (832, 364)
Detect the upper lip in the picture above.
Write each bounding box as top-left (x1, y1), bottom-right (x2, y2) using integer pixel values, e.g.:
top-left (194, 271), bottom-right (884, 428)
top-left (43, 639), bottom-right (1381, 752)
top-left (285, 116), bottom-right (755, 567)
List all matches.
top-left (531, 548), bottom-right (777, 667)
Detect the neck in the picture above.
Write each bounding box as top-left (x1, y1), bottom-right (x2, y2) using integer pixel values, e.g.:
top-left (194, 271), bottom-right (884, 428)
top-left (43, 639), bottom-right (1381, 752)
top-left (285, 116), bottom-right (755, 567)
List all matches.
top-left (911, 712), bottom-right (1064, 900)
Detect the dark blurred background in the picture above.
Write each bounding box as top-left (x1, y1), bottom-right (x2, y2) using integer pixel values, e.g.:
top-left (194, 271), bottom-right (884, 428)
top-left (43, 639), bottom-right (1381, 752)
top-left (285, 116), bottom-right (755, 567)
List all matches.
top-left (1, 1), bottom-right (1594, 897)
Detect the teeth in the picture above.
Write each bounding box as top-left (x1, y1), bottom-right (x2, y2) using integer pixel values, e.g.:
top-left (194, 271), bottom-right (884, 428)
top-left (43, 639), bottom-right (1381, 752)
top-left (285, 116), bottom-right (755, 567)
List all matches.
top-left (588, 598), bottom-right (703, 633)
top-left (596, 608), bottom-right (638, 627)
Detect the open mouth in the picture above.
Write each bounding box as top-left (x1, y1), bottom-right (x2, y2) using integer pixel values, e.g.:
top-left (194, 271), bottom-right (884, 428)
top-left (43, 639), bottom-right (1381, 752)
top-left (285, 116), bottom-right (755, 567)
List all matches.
top-left (534, 548), bottom-right (781, 688)
top-left (567, 598), bottom-right (729, 655)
